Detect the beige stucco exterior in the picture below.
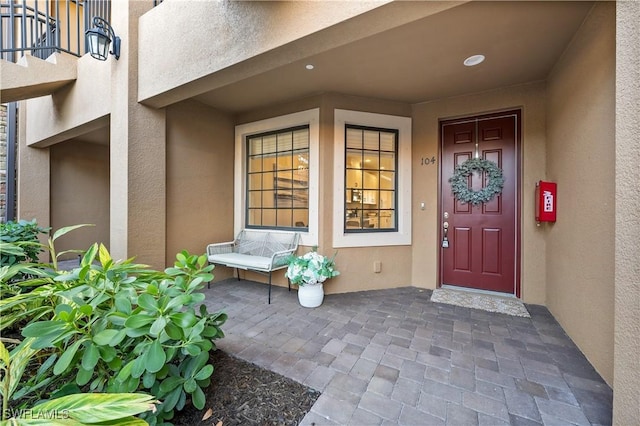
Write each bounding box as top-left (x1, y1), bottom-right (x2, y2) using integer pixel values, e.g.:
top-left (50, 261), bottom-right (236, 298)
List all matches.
top-left (109, 2), bottom-right (167, 266)
top-left (0, 53), bottom-right (77, 103)
top-left (23, 54), bottom-right (110, 148)
top-left (7, 0), bottom-right (639, 419)
top-left (50, 139), bottom-right (110, 257)
top-left (165, 99), bottom-right (235, 271)
top-left (546, 1), bottom-right (616, 389)
top-left (613, 1), bottom-right (640, 424)
top-left (137, 1), bottom-right (461, 109)
top-left (234, 94), bottom-right (415, 293)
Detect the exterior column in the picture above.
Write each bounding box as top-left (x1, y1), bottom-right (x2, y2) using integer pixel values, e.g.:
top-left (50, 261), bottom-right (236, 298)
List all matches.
top-left (613, 1), bottom-right (640, 423)
top-left (109, 2), bottom-right (166, 268)
top-left (16, 100), bottom-right (50, 260)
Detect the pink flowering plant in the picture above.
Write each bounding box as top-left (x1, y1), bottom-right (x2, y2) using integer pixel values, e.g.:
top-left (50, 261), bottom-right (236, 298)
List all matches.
top-left (285, 248), bottom-right (339, 286)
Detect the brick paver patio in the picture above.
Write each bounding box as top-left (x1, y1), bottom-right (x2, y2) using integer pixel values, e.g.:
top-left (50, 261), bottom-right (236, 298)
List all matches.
top-left (202, 279), bottom-right (612, 425)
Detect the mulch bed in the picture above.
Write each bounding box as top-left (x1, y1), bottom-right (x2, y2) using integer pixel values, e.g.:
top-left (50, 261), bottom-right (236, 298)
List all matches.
top-left (173, 350), bottom-right (321, 426)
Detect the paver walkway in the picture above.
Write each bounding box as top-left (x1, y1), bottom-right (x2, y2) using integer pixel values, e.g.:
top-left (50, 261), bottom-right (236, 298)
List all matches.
top-left (201, 279), bottom-right (612, 425)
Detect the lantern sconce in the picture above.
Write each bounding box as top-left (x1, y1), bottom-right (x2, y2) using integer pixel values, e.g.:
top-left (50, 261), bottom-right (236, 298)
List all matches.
top-left (85, 16), bottom-right (121, 61)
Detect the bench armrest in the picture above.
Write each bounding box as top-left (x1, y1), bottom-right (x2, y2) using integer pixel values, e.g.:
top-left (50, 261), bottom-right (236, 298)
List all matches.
top-left (207, 241), bottom-right (235, 256)
top-left (270, 248), bottom-right (297, 269)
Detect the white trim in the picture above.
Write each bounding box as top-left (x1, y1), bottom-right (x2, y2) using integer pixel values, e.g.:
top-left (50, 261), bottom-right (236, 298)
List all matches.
top-left (333, 110), bottom-right (412, 248)
top-left (234, 109), bottom-right (320, 247)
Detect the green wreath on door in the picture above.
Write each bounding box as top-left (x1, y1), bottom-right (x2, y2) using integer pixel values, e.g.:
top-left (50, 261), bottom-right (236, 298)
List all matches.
top-left (448, 158), bottom-right (504, 205)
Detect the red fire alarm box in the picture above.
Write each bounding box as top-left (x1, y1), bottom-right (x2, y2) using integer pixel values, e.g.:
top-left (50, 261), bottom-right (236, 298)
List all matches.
top-left (536, 181), bottom-right (557, 222)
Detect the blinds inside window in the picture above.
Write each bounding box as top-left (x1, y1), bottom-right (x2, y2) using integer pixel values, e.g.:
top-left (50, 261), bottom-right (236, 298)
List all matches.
top-left (249, 128), bottom-right (309, 155)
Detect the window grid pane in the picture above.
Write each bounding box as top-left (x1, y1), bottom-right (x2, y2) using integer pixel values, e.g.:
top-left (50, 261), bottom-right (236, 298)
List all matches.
top-left (246, 126), bottom-right (309, 230)
top-left (344, 125), bottom-right (398, 232)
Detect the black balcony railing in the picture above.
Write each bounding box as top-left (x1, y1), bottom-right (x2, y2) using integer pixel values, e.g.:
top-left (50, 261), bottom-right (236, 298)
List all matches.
top-left (0, 0), bottom-right (111, 62)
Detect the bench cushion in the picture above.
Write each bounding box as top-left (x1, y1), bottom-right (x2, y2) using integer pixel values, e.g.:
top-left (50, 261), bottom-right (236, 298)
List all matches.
top-left (208, 253), bottom-right (274, 271)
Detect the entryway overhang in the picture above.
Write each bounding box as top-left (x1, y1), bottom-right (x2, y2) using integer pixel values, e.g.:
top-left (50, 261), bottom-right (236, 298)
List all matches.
top-left (138, 1), bottom-right (594, 113)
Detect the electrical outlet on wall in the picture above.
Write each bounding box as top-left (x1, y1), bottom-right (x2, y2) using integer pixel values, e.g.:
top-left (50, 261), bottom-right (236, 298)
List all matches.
top-left (373, 261), bottom-right (382, 273)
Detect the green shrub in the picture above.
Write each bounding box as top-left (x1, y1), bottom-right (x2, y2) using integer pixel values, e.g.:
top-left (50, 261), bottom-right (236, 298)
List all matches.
top-left (1, 340), bottom-right (158, 425)
top-left (0, 225), bottom-right (91, 331)
top-left (0, 220), bottom-right (49, 288)
top-left (1, 392), bottom-right (158, 425)
top-left (0, 220), bottom-right (48, 265)
top-left (1, 226), bottom-right (227, 426)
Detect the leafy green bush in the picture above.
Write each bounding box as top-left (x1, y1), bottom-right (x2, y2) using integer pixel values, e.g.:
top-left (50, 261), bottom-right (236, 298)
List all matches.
top-left (1, 340), bottom-right (158, 425)
top-left (2, 392), bottom-right (158, 425)
top-left (0, 226), bottom-right (227, 426)
top-left (0, 225), bottom-right (91, 331)
top-left (0, 220), bottom-right (48, 265)
top-left (0, 220), bottom-right (49, 287)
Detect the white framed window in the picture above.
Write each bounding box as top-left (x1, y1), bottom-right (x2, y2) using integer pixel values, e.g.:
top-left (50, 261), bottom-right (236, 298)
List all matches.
top-left (333, 110), bottom-right (411, 247)
top-left (344, 125), bottom-right (398, 233)
top-left (246, 125), bottom-right (310, 230)
top-left (235, 109), bottom-right (319, 246)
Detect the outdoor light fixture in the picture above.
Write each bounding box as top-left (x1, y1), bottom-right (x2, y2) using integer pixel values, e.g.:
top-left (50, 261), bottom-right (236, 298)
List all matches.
top-left (85, 16), bottom-right (120, 61)
top-left (463, 54), bottom-right (485, 67)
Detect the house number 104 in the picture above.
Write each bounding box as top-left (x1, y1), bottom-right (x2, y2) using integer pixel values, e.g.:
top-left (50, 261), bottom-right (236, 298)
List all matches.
top-left (421, 156), bottom-right (436, 166)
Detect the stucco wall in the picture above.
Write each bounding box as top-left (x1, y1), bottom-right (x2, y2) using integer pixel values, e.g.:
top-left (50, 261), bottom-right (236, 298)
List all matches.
top-left (235, 93), bottom-right (414, 293)
top-left (109, 2), bottom-right (167, 269)
top-left (25, 55), bottom-right (111, 147)
top-left (545, 3), bottom-right (615, 385)
top-left (137, 1), bottom-right (461, 108)
top-left (138, 1), bottom-right (384, 106)
top-left (17, 102), bottom-right (50, 255)
top-left (321, 94), bottom-right (413, 294)
top-left (165, 100), bottom-right (235, 275)
top-left (235, 89), bottom-right (549, 297)
top-left (613, 1), bottom-right (640, 421)
top-left (411, 82), bottom-right (547, 304)
top-left (50, 139), bottom-right (110, 259)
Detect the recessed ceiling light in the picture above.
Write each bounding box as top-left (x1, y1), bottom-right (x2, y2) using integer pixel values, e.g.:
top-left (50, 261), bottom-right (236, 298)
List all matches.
top-left (463, 54), bottom-right (485, 67)
top-left (305, 64), bottom-right (314, 70)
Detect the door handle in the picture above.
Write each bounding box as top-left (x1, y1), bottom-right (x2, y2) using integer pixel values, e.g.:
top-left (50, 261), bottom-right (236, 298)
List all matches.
top-left (442, 221), bottom-right (449, 248)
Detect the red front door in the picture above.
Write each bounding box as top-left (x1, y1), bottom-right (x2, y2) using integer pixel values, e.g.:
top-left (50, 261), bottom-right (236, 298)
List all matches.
top-left (440, 111), bottom-right (520, 294)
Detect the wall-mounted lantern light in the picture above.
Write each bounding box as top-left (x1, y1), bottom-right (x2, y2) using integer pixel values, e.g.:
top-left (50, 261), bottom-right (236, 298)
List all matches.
top-left (85, 16), bottom-right (120, 61)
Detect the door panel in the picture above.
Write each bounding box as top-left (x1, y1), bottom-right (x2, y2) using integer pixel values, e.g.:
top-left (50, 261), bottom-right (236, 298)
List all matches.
top-left (440, 112), bottom-right (520, 294)
top-left (483, 150), bottom-right (502, 214)
top-left (482, 228), bottom-right (501, 274)
top-left (454, 227), bottom-right (471, 272)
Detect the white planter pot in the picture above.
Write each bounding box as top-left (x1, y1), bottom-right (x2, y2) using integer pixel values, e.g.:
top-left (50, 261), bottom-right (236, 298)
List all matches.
top-left (297, 282), bottom-right (324, 308)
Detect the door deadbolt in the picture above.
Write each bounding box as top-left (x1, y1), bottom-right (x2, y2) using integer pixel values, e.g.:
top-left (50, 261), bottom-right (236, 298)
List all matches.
top-left (443, 212), bottom-right (449, 219)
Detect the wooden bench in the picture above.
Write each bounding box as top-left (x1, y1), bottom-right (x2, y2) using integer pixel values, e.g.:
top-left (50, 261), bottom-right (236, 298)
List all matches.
top-left (206, 229), bottom-right (300, 303)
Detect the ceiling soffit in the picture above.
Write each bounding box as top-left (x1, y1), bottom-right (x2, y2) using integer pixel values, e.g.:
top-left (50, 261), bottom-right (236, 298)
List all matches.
top-left (192, 1), bottom-right (595, 113)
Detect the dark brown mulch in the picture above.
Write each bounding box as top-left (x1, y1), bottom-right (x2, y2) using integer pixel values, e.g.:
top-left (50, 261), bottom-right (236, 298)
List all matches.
top-left (173, 350), bottom-right (321, 426)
